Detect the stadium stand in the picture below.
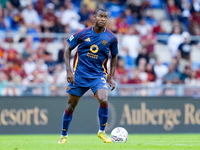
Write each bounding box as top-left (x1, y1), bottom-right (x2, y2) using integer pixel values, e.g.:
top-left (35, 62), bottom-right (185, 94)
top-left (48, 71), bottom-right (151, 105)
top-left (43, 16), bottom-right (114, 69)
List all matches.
top-left (0, 0), bottom-right (200, 97)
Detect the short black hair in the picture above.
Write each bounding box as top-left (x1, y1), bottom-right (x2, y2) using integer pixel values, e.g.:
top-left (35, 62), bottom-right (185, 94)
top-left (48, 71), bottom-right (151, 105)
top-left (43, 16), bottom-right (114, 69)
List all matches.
top-left (95, 8), bottom-right (107, 15)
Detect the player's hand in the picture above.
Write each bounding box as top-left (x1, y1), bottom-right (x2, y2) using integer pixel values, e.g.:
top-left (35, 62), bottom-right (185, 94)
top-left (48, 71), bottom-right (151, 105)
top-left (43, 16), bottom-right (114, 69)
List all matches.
top-left (107, 77), bottom-right (116, 91)
top-left (67, 71), bottom-right (75, 85)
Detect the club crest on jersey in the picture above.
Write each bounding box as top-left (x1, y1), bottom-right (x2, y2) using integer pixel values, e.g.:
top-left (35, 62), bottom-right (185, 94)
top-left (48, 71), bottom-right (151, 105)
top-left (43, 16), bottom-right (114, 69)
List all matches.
top-left (66, 86), bottom-right (70, 91)
top-left (85, 37), bottom-right (90, 42)
top-left (69, 35), bottom-right (74, 41)
top-left (102, 40), bottom-right (107, 45)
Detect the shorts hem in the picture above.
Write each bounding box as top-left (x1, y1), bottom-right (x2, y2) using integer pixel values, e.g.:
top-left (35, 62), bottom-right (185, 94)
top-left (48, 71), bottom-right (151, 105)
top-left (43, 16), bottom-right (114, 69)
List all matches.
top-left (66, 91), bottom-right (82, 97)
top-left (93, 87), bottom-right (109, 95)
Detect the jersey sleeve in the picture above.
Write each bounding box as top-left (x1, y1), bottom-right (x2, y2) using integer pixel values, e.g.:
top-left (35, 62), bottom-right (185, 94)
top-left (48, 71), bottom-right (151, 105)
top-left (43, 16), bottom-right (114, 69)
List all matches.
top-left (110, 36), bottom-right (118, 55)
top-left (67, 30), bottom-right (85, 49)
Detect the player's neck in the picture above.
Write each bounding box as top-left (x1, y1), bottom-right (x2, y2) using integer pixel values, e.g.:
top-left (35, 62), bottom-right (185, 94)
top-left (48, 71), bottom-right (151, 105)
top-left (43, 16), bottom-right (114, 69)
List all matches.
top-left (93, 26), bottom-right (105, 34)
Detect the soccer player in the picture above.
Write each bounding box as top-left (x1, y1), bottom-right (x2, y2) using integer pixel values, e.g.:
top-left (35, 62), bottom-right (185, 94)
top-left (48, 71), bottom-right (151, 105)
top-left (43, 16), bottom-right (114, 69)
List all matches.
top-left (57, 8), bottom-right (118, 143)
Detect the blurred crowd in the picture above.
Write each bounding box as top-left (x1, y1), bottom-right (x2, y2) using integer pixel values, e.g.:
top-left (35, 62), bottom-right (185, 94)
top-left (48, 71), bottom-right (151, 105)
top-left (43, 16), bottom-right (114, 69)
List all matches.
top-left (1, 0), bottom-right (200, 96)
top-left (1, 0), bottom-right (200, 35)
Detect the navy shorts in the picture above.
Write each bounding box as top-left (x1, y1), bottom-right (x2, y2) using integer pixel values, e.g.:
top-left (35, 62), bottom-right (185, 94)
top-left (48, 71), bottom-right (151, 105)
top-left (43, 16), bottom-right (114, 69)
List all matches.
top-left (66, 75), bottom-right (108, 97)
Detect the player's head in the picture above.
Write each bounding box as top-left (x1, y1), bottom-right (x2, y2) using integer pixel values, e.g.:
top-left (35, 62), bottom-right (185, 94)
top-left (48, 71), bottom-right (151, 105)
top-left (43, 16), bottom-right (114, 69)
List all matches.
top-left (94, 8), bottom-right (108, 28)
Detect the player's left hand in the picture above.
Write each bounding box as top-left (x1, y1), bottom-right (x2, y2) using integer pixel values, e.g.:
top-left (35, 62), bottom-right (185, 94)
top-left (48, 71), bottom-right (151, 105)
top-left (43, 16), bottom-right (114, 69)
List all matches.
top-left (107, 77), bottom-right (116, 91)
top-left (67, 71), bottom-right (75, 85)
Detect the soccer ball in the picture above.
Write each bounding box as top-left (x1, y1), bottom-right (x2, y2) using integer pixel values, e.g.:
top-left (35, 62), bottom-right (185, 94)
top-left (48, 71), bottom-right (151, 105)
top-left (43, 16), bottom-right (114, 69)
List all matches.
top-left (110, 127), bottom-right (128, 143)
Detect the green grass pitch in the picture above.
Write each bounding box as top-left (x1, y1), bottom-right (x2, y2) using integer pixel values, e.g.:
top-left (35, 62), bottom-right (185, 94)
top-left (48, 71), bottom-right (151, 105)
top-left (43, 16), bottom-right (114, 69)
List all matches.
top-left (0, 134), bottom-right (200, 150)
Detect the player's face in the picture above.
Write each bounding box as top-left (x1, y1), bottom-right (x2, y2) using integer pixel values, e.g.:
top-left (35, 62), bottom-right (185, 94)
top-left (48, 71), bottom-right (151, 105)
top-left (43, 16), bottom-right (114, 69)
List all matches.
top-left (94, 11), bottom-right (108, 28)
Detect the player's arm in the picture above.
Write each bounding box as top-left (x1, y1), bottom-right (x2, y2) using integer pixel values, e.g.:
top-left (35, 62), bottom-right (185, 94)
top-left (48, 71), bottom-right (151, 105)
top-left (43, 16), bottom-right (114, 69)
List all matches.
top-left (107, 54), bottom-right (117, 91)
top-left (108, 34), bottom-right (118, 91)
top-left (65, 30), bottom-right (84, 84)
top-left (65, 42), bottom-right (75, 85)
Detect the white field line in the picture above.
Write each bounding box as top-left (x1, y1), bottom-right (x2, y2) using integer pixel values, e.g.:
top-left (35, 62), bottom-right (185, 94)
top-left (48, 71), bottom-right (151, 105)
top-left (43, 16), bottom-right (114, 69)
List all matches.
top-left (128, 141), bottom-right (200, 146)
top-left (144, 143), bottom-right (199, 146)
top-left (131, 141), bottom-right (198, 143)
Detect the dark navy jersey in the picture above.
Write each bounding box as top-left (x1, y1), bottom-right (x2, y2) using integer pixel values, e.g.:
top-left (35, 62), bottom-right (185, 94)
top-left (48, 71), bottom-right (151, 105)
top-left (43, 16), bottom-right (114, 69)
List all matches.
top-left (67, 26), bottom-right (118, 78)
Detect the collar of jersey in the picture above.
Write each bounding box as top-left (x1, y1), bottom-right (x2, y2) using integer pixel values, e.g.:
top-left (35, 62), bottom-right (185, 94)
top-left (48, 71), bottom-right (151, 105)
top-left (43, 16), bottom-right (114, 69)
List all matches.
top-left (92, 26), bottom-right (106, 33)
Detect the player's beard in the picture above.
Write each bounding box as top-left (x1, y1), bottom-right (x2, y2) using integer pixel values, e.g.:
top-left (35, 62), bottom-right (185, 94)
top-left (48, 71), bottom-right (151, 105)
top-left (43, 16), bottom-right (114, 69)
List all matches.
top-left (99, 21), bottom-right (105, 26)
top-left (97, 22), bottom-right (106, 29)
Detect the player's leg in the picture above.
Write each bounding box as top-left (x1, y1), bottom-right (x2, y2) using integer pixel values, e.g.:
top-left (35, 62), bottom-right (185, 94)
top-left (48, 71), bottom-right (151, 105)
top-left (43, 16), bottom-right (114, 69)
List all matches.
top-left (62, 94), bottom-right (80, 136)
top-left (58, 94), bottom-right (80, 143)
top-left (96, 89), bottom-right (109, 131)
top-left (95, 89), bottom-right (112, 143)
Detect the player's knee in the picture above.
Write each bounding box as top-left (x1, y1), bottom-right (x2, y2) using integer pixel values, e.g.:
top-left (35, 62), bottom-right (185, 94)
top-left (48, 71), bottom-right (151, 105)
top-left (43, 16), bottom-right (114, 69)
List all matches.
top-left (66, 105), bottom-right (74, 113)
top-left (98, 97), bottom-right (108, 107)
top-left (100, 101), bottom-right (108, 107)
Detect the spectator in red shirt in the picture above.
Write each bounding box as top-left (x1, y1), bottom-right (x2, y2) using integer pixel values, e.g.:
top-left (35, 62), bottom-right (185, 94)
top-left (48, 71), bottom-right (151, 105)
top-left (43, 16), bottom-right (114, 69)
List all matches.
top-left (141, 28), bottom-right (157, 55)
top-left (190, 12), bottom-right (200, 33)
top-left (5, 43), bottom-right (18, 62)
top-left (0, 40), bottom-right (5, 65)
top-left (12, 53), bottom-right (24, 72)
top-left (146, 63), bottom-right (156, 82)
top-left (116, 12), bottom-right (129, 34)
top-left (167, 0), bottom-right (181, 20)
top-left (153, 20), bottom-right (167, 34)
top-left (114, 58), bottom-right (129, 84)
top-left (19, 63), bottom-right (27, 79)
top-left (1, 61), bottom-right (14, 77)
top-left (36, 0), bottom-right (46, 16)
top-left (42, 3), bottom-right (57, 31)
top-left (196, 66), bottom-right (200, 79)
top-left (35, 43), bottom-right (49, 61)
top-left (128, 69), bottom-right (142, 84)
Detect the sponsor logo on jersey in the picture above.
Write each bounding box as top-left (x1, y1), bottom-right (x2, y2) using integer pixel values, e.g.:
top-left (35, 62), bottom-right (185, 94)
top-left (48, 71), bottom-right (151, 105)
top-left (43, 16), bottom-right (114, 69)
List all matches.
top-left (87, 52), bottom-right (98, 59)
top-left (90, 44), bottom-right (99, 53)
top-left (69, 35), bottom-right (74, 41)
top-left (87, 45), bottom-right (99, 59)
top-left (85, 37), bottom-right (90, 42)
top-left (102, 40), bottom-right (107, 45)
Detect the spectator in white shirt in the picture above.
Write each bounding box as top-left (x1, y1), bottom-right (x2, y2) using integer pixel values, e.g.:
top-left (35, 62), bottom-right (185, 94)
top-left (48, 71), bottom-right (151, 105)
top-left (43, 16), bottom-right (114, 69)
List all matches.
top-left (22, 3), bottom-right (40, 30)
top-left (24, 55), bottom-right (36, 75)
top-left (53, 64), bottom-right (66, 85)
top-left (154, 59), bottom-right (168, 85)
top-left (121, 26), bottom-right (141, 67)
top-left (61, 2), bottom-right (84, 31)
top-left (185, 70), bottom-right (200, 86)
top-left (20, 0), bottom-right (32, 7)
top-left (191, 0), bottom-right (200, 12)
top-left (167, 26), bottom-right (183, 57)
top-left (136, 18), bottom-right (152, 36)
top-left (35, 58), bottom-right (48, 72)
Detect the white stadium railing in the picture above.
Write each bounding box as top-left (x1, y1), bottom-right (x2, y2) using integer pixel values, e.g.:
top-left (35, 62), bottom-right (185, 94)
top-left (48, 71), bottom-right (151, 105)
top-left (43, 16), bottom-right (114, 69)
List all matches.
top-left (0, 83), bottom-right (200, 97)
